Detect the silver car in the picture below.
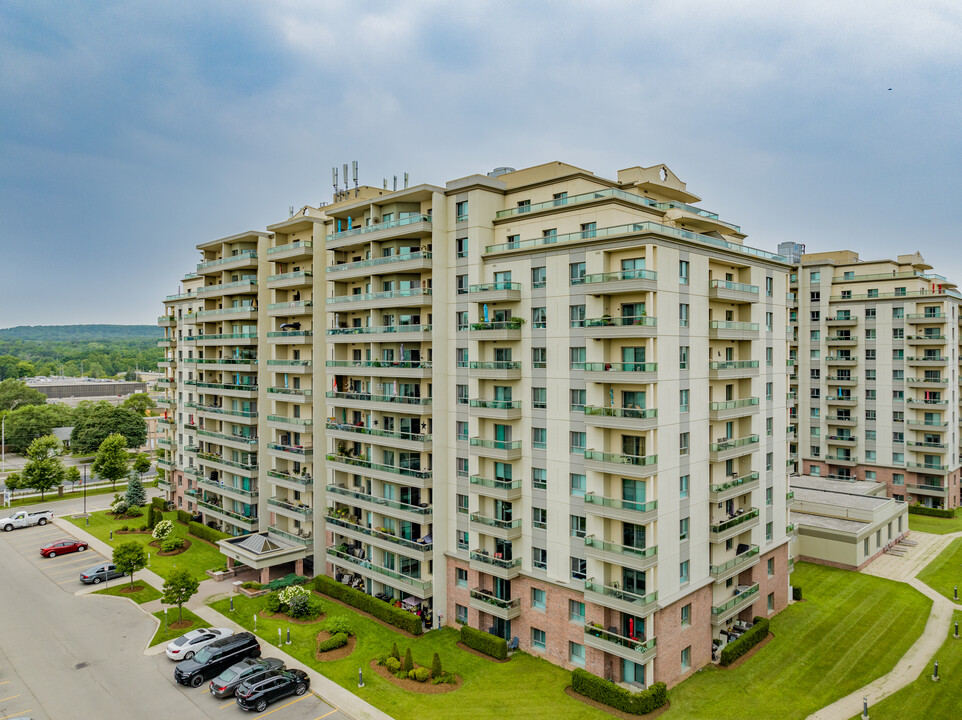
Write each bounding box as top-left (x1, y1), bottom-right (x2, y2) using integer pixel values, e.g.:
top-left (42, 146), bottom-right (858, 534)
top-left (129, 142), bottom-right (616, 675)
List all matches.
top-left (209, 657), bottom-right (285, 698)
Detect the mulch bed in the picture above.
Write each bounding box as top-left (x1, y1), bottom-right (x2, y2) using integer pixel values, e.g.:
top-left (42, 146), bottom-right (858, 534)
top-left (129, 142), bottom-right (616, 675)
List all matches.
top-left (564, 687), bottom-right (670, 719)
top-left (170, 620), bottom-right (193, 630)
top-left (315, 630), bottom-right (357, 661)
top-left (148, 538), bottom-right (192, 556)
top-left (455, 641), bottom-right (510, 663)
top-left (717, 632), bottom-right (774, 670)
top-left (258, 609), bottom-right (326, 625)
top-left (368, 659), bottom-right (461, 694)
top-left (120, 584), bottom-right (147, 594)
top-left (115, 529), bottom-right (151, 534)
top-left (312, 591), bottom-right (420, 639)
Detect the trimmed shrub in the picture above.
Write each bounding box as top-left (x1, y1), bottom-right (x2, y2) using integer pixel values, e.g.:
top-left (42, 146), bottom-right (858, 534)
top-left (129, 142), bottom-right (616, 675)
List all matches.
top-left (407, 669), bottom-right (417, 680)
top-left (314, 575), bottom-right (423, 636)
top-left (326, 616), bottom-right (352, 636)
top-left (375, 653), bottom-right (388, 666)
top-left (139, 524), bottom-right (147, 531)
top-left (385, 657), bottom-right (401, 673)
top-left (187, 521), bottom-right (230, 543)
top-left (414, 667), bottom-right (430, 682)
top-left (265, 573), bottom-right (309, 591)
top-left (431, 652), bottom-right (443, 679)
top-left (110, 499), bottom-right (129, 516)
top-left (151, 497), bottom-right (166, 511)
top-left (241, 581), bottom-right (262, 590)
top-left (460, 625), bottom-right (508, 660)
top-left (152, 519), bottom-right (174, 541)
top-left (403, 648), bottom-right (414, 672)
top-left (390, 642), bottom-right (400, 660)
top-left (265, 593), bottom-right (282, 614)
top-left (160, 536), bottom-right (184, 552)
top-left (720, 617), bottom-right (770, 666)
top-left (909, 505), bottom-right (955, 519)
top-left (571, 669), bottom-right (668, 714)
top-left (176, 510), bottom-right (193, 524)
top-left (792, 586), bottom-right (803, 602)
top-left (119, 525), bottom-right (128, 532)
top-left (126, 507), bottom-right (143, 518)
top-left (318, 632), bottom-right (348, 652)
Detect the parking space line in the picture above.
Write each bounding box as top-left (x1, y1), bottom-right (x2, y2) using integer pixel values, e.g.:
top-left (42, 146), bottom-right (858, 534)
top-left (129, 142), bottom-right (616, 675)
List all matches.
top-left (0, 695), bottom-right (21, 703)
top-left (41, 553), bottom-right (95, 564)
top-left (313, 710), bottom-right (338, 720)
top-left (57, 577), bottom-right (83, 586)
top-left (0, 710), bottom-right (31, 720)
top-left (219, 700), bottom-right (235, 710)
top-left (47, 559), bottom-right (104, 575)
top-left (0, 681), bottom-right (9, 686)
top-left (258, 695), bottom-right (310, 717)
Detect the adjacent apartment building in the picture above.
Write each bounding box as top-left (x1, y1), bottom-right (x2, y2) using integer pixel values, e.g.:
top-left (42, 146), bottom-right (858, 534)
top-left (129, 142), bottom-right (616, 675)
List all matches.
top-left (157, 161), bottom-right (794, 689)
top-left (788, 250), bottom-right (962, 509)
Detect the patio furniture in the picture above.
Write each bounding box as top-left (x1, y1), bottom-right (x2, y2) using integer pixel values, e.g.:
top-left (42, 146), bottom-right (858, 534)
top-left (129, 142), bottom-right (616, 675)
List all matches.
top-left (507, 636), bottom-right (519, 651)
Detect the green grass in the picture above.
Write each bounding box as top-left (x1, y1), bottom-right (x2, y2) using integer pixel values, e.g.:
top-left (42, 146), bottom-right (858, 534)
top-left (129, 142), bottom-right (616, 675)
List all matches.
top-left (909, 508), bottom-right (962, 534)
top-left (66, 509), bottom-right (223, 582)
top-left (917, 537), bottom-right (962, 604)
top-left (148, 607), bottom-right (209, 647)
top-left (210, 593), bottom-right (618, 720)
top-left (852, 611), bottom-right (962, 719)
top-left (664, 563), bottom-right (932, 719)
top-left (9, 482), bottom-right (137, 508)
top-left (93, 581), bottom-right (162, 604)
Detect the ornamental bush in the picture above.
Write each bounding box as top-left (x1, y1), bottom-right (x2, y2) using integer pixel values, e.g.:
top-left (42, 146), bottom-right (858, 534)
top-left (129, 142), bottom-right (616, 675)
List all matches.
top-left (326, 616), bottom-right (352, 636)
top-left (265, 593), bottom-right (282, 614)
top-left (720, 617), bottom-right (770, 666)
top-left (317, 632), bottom-right (348, 652)
top-left (459, 625), bottom-right (508, 660)
top-left (385, 657), bottom-right (401, 673)
top-left (176, 510), bottom-right (193, 524)
top-left (264, 573), bottom-right (309, 591)
top-left (313, 575), bottom-right (423, 635)
top-left (431, 652), bottom-right (443, 678)
top-left (160, 536), bottom-right (184, 552)
top-left (414, 667), bottom-right (430, 682)
top-left (152, 519), bottom-right (173, 541)
top-left (908, 505), bottom-right (955, 519)
top-left (150, 497), bottom-right (166, 511)
top-left (571, 669), bottom-right (668, 714)
top-left (390, 642), bottom-right (400, 660)
top-left (403, 648), bottom-right (414, 672)
top-left (187, 521), bottom-right (230, 543)
top-left (792, 585), bottom-right (803, 601)
top-left (110, 499), bottom-right (129, 516)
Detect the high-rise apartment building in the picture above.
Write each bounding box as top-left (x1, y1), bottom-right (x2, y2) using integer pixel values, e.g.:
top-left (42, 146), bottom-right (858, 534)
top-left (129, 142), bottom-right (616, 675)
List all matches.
top-left (790, 250), bottom-right (962, 509)
top-left (157, 161), bottom-right (793, 688)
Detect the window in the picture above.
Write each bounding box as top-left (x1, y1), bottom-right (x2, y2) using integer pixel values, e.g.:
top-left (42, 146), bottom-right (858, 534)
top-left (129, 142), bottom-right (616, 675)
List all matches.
top-left (679, 389), bottom-right (689, 413)
top-left (766, 382), bottom-right (773, 401)
top-left (893, 306), bottom-right (904, 318)
top-left (455, 604), bottom-right (467, 623)
top-left (456, 421), bottom-right (468, 441)
top-left (532, 347), bottom-right (546, 369)
top-left (456, 568), bottom-right (468, 588)
top-left (811, 388), bottom-right (821, 399)
top-left (810, 330), bottom-right (820, 341)
top-left (532, 266), bottom-right (546, 289)
top-left (766, 522), bottom-right (773, 541)
top-left (892, 328), bottom-right (904, 339)
top-left (532, 307), bottom-right (546, 329)
top-left (679, 432), bottom-right (689, 456)
top-left (570, 556), bottom-right (586, 580)
top-left (680, 517), bottom-right (690, 541)
top-left (457, 457), bottom-right (469, 478)
top-left (767, 452), bottom-right (774, 471)
top-left (766, 487), bottom-right (773, 506)
top-left (569, 346), bottom-right (586, 370)
top-left (570, 431), bottom-right (586, 453)
top-left (457, 530), bottom-right (469, 550)
top-left (766, 417), bottom-right (774, 437)
top-left (768, 592), bottom-right (775, 612)
top-left (680, 560), bottom-right (690, 585)
top-left (810, 311), bottom-right (820, 322)
top-left (455, 200), bottom-right (468, 221)
top-left (866, 349), bottom-right (876, 360)
top-left (456, 311), bottom-right (468, 330)
top-left (569, 304), bottom-right (586, 327)
top-left (569, 642), bottom-right (586, 666)
top-left (570, 388), bottom-right (585, 412)
top-left (866, 389), bottom-right (877, 400)
top-left (768, 558), bottom-right (775, 577)
top-left (456, 347), bottom-right (468, 368)
top-left (532, 427), bottom-right (547, 450)
top-left (841, 290), bottom-right (852, 299)
top-left (891, 390), bottom-right (902, 400)
top-left (456, 274), bottom-right (467, 294)
top-left (892, 411), bottom-right (902, 422)
top-left (865, 307), bottom-right (876, 318)
top-left (570, 515), bottom-right (586, 538)
top-left (680, 474), bottom-right (690, 499)
top-left (679, 303), bottom-right (689, 327)
top-left (679, 260), bottom-right (689, 285)
top-left (532, 507), bottom-right (547, 530)
top-left (866, 430), bottom-right (876, 441)
top-left (865, 329), bottom-right (876, 340)
top-left (517, 199), bottom-right (531, 212)
top-left (810, 291), bottom-right (821, 302)
top-left (569, 262), bottom-right (586, 285)
top-left (681, 646), bottom-right (691, 671)
top-left (455, 236), bottom-right (468, 258)
top-left (532, 387), bottom-right (547, 409)
top-left (456, 494), bottom-right (468, 514)
top-left (892, 369), bottom-right (904, 381)
top-left (531, 628), bottom-right (546, 651)
top-left (810, 349), bottom-right (820, 359)
top-left (553, 191), bottom-right (568, 205)
top-left (810, 271), bottom-right (820, 281)
top-left (865, 369), bottom-right (876, 380)
top-left (532, 588), bottom-right (546, 610)
top-left (810, 427), bottom-right (821, 437)
top-left (810, 465), bottom-right (821, 475)
top-left (865, 410), bottom-right (876, 421)
top-left (580, 222), bottom-right (597, 238)
top-left (681, 604), bottom-right (691, 627)
top-left (766, 347), bottom-right (774, 367)
top-left (893, 473), bottom-right (904, 485)
top-left (570, 473), bottom-right (586, 497)
top-left (766, 277), bottom-right (773, 297)
top-left (456, 384), bottom-right (468, 405)
top-left (533, 547), bottom-right (547, 570)
top-left (532, 467), bottom-right (547, 490)
top-left (866, 450), bottom-right (876, 462)
top-left (767, 312), bottom-right (775, 330)
top-left (679, 346), bottom-right (689, 369)
top-left (569, 600), bottom-right (586, 623)
top-left (811, 368), bottom-right (821, 380)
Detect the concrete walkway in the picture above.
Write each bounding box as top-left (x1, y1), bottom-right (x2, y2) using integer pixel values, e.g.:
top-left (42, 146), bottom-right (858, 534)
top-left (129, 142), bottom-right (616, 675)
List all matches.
top-left (807, 530), bottom-right (962, 720)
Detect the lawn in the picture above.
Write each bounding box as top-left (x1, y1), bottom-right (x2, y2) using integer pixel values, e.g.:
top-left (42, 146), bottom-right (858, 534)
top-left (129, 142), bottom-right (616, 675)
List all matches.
top-left (852, 611), bottom-right (962, 719)
top-left (93, 581), bottom-right (162, 604)
top-left (917, 537), bottom-right (962, 604)
top-left (66, 509), bottom-right (224, 582)
top-left (908, 508), bottom-right (962, 535)
top-left (664, 563), bottom-right (932, 719)
top-left (149, 607), bottom-right (209, 648)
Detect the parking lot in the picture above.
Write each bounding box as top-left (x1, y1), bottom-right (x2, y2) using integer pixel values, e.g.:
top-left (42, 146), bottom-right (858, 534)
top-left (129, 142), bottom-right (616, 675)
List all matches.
top-left (0, 523), bottom-right (349, 720)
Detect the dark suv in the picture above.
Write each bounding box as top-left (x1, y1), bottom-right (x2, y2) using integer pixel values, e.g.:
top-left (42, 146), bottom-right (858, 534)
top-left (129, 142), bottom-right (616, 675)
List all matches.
top-left (235, 669), bottom-right (310, 712)
top-left (209, 657), bottom-right (285, 698)
top-left (174, 632), bottom-right (261, 688)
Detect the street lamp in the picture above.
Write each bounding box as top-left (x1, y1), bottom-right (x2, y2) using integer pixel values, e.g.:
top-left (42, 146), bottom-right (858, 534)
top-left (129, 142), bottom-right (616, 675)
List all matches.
top-left (82, 464), bottom-right (88, 515)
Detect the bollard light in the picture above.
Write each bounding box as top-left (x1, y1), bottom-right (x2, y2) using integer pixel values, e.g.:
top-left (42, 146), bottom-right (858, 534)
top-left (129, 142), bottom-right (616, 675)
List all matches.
top-left (86, 517), bottom-right (89, 527)
top-left (862, 696), bottom-right (869, 719)
top-left (254, 614), bottom-right (257, 632)
top-left (230, 596), bottom-right (234, 612)
top-left (278, 628), bottom-right (282, 645)
top-left (955, 586), bottom-right (958, 601)
top-left (286, 628), bottom-right (291, 645)
top-left (110, 530), bottom-right (113, 541)
top-left (955, 620), bottom-right (959, 639)
top-left (164, 607), bottom-right (168, 634)
top-left (358, 668), bottom-right (364, 688)
top-left (933, 660), bottom-right (940, 681)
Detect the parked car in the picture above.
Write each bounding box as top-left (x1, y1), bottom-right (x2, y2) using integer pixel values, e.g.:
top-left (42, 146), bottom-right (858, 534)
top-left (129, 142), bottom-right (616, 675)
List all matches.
top-left (40, 538), bottom-right (87, 558)
top-left (235, 669), bottom-right (310, 712)
top-left (79, 562), bottom-right (127, 584)
top-left (173, 632), bottom-right (261, 688)
top-left (0, 510), bottom-right (53, 531)
top-left (165, 628), bottom-right (233, 661)
top-left (209, 657), bottom-right (284, 697)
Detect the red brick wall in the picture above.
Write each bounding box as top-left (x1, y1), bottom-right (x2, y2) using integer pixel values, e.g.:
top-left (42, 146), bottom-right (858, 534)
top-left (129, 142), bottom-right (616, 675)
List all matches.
top-left (752, 544), bottom-right (790, 617)
top-left (652, 584), bottom-right (713, 687)
top-left (802, 461), bottom-right (961, 509)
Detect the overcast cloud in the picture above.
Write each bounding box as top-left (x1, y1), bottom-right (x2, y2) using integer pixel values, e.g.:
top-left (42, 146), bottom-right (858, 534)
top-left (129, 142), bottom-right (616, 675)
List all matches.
top-left (2, 0), bottom-right (961, 326)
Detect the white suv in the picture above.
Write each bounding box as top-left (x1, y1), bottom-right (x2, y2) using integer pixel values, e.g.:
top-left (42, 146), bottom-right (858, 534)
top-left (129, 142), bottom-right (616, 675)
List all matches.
top-left (165, 628), bottom-right (233, 661)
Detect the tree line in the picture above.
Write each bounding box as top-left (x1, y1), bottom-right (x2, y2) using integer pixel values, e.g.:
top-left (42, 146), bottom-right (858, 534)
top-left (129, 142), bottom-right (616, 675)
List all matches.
top-left (0, 337), bottom-right (163, 380)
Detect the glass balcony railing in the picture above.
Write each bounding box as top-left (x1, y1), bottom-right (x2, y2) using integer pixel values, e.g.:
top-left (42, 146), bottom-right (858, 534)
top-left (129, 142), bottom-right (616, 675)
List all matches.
top-left (325, 454), bottom-right (431, 480)
top-left (584, 625), bottom-right (657, 656)
top-left (267, 415), bottom-right (313, 426)
top-left (469, 475), bottom-right (522, 491)
top-left (706, 360), bottom-right (757, 371)
top-left (196, 429), bottom-right (257, 446)
top-left (468, 282), bottom-right (521, 293)
top-left (197, 279), bottom-right (257, 294)
top-left (469, 438), bottom-right (522, 451)
top-left (267, 469), bottom-right (313, 486)
top-left (468, 321), bottom-right (522, 332)
top-left (326, 288), bottom-right (431, 304)
top-left (268, 526), bottom-right (313, 545)
top-left (585, 536), bottom-right (657, 561)
top-left (327, 484), bottom-right (432, 515)
top-left (266, 330), bottom-right (314, 339)
top-left (267, 387), bottom-right (313, 397)
top-left (326, 214), bottom-right (432, 242)
top-left (197, 478), bottom-right (257, 499)
top-left (495, 187), bottom-right (658, 219)
top-left (583, 362), bottom-right (657, 373)
top-left (709, 435), bottom-right (759, 452)
top-left (469, 399), bottom-right (522, 410)
top-left (193, 307), bottom-right (256, 319)
top-left (709, 280), bottom-right (759, 294)
top-left (325, 548), bottom-right (431, 591)
top-left (267, 498), bottom-right (313, 517)
top-left (267, 240), bottom-right (313, 255)
top-left (328, 251), bottom-right (431, 274)
top-left (197, 500), bottom-right (257, 526)
top-left (197, 251), bottom-right (257, 270)
top-left (197, 452), bottom-right (257, 471)
top-left (906, 313), bottom-right (947, 320)
top-left (327, 515), bottom-right (430, 552)
top-left (266, 270), bottom-right (313, 283)
top-left (711, 583), bottom-right (759, 616)
top-left (709, 398), bottom-right (759, 411)
top-left (325, 391), bottom-right (431, 406)
top-left (266, 300), bottom-right (313, 311)
top-left (709, 321), bottom-right (759, 332)
top-left (266, 359), bottom-right (312, 367)
top-left (183, 357), bottom-right (257, 365)
top-left (710, 546), bottom-right (759, 575)
top-left (582, 268), bottom-right (657, 285)
top-left (189, 381), bottom-right (258, 392)
top-left (584, 406), bottom-right (657, 420)
top-left (584, 316), bottom-right (657, 328)
top-left (325, 422), bottom-right (431, 443)
top-left (184, 333), bottom-right (258, 341)
top-left (469, 588), bottom-right (521, 611)
top-left (469, 550), bottom-right (521, 570)
top-left (710, 508), bottom-right (759, 534)
top-left (327, 324), bottom-right (431, 336)
top-left (325, 360), bottom-right (432, 370)
top-left (469, 513), bottom-right (522, 530)
top-left (584, 450), bottom-right (658, 467)
top-left (196, 406), bottom-right (258, 419)
top-left (467, 361), bottom-right (522, 371)
top-left (584, 579), bottom-right (658, 608)
top-left (709, 472), bottom-right (759, 493)
top-left (584, 494), bottom-right (657, 514)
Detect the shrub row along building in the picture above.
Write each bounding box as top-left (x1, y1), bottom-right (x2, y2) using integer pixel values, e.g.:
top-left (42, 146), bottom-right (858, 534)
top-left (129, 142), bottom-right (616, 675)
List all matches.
top-left (163, 159), bottom-right (958, 688)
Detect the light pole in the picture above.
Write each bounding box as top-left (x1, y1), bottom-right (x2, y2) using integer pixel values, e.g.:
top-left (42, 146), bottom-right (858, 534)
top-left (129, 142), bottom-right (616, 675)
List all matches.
top-left (1, 414), bottom-right (5, 472)
top-left (82, 464), bottom-right (87, 515)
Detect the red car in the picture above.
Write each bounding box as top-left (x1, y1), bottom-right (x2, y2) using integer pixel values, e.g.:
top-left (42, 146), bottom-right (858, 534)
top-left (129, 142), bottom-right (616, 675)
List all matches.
top-left (40, 539), bottom-right (88, 558)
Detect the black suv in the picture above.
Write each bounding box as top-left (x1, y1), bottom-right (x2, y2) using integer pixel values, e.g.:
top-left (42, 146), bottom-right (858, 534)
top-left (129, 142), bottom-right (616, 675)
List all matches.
top-left (209, 657), bottom-right (285, 698)
top-left (174, 632), bottom-right (261, 688)
top-left (235, 669), bottom-right (310, 712)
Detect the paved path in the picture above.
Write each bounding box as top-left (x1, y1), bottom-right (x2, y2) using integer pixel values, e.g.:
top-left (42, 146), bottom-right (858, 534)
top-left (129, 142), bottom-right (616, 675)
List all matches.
top-left (807, 530), bottom-right (962, 720)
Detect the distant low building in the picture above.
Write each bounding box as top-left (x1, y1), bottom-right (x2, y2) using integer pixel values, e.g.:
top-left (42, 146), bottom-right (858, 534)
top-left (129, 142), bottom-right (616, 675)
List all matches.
top-left (25, 377), bottom-right (146, 400)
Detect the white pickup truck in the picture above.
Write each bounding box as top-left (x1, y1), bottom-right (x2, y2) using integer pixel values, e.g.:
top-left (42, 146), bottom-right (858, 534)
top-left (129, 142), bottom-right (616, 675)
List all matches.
top-left (0, 510), bottom-right (53, 532)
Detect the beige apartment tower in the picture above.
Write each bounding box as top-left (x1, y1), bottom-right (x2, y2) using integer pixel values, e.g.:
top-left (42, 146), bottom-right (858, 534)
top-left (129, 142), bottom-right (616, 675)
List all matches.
top-left (157, 161), bottom-right (794, 689)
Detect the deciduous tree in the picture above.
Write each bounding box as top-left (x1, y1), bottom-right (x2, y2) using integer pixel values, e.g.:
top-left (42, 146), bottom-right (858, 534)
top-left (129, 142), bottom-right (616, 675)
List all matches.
top-left (92, 433), bottom-right (130, 490)
top-left (112, 541), bottom-right (147, 590)
top-left (122, 393), bottom-right (156, 417)
top-left (21, 434), bottom-right (67, 500)
top-left (0, 379), bottom-right (47, 412)
top-left (162, 568), bottom-right (200, 622)
top-left (71, 405), bottom-right (146, 453)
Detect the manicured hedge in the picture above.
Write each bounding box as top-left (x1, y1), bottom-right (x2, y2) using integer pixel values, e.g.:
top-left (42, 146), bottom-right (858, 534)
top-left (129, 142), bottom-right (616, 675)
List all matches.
top-left (571, 669), bottom-right (667, 714)
top-left (318, 632), bottom-right (348, 652)
top-left (460, 625), bottom-right (507, 660)
top-left (150, 497), bottom-right (166, 511)
top-left (264, 573), bottom-right (308, 591)
top-left (187, 521), bottom-right (230, 543)
top-left (908, 505), bottom-right (955, 519)
top-left (720, 617), bottom-right (770, 666)
top-left (176, 510), bottom-right (193, 524)
top-left (792, 585), bottom-right (803, 602)
top-left (313, 575), bottom-right (423, 636)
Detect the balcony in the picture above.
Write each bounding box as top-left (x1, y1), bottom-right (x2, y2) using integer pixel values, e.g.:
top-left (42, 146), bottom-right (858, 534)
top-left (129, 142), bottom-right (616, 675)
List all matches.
top-left (907, 398), bottom-right (948, 409)
top-left (583, 626), bottom-right (657, 665)
top-left (469, 437), bottom-right (522, 461)
top-left (327, 251), bottom-right (431, 280)
top-left (583, 316), bottom-right (657, 339)
top-left (266, 240), bottom-right (313, 261)
top-left (266, 300), bottom-right (313, 317)
top-left (825, 355), bottom-right (857, 366)
top-left (198, 452), bottom-right (257, 477)
top-left (469, 475), bottom-right (523, 501)
top-left (469, 588), bottom-right (522, 620)
top-left (826, 315), bottom-right (858, 327)
top-left (469, 512), bottom-right (522, 540)
top-left (195, 405), bottom-right (258, 425)
top-left (267, 526), bottom-right (313, 547)
top-left (906, 355), bottom-right (947, 366)
top-left (710, 545), bottom-right (760, 582)
top-left (907, 440), bottom-right (948, 451)
top-left (266, 359), bottom-right (312, 374)
top-left (826, 415), bottom-right (858, 427)
top-left (196, 429), bottom-right (258, 452)
top-left (266, 270), bottom-right (313, 289)
top-left (325, 359), bottom-right (432, 379)
top-left (584, 362), bottom-right (657, 384)
top-left (708, 398), bottom-right (759, 421)
top-left (196, 279), bottom-right (257, 298)
top-left (266, 414), bottom-right (313, 432)
top-left (266, 469), bottom-right (314, 491)
top-left (906, 313), bottom-right (947, 324)
top-left (709, 472), bottom-right (759, 503)
top-left (584, 450), bottom-right (658, 478)
top-left (708, 360), bottom-right (759, 380)
top-left (158, 315), bottom-right (177, 327)
top-left (495, 187), bottom-right (657, 220)
top-left (825, 454), bottom-right (858, 467)
top-left (327, 484), bottom-right (432, 523)
top-left (826, 334), bottom-right (858, 346)
top-left (184, 356), bottom-right (257, 371)
top-left (197, 478), bottom-right (257, 502)
top-left (584, 579), bottom-right (658, 618)
top-left (468, 321), bottom-right (522, 342)
top-left (906, 419), bottom-right (947, 428)
top-left (709, 508), bottom-right (760, 543)
top-left (906, 377), bottom-right (949, 390)
top-left (905, 463), bottom-right (950, 475)
top-left (266, 386), bottom-right (313, 403)
top-left (708, 279), bottom-right (759, 303)
top-left (468, 282), bottom-right (521, 303)
top-left (326, 287), bottom-right (432, 311)
top-left (584, 406), bottom-right (658, 430)
top-left (582, 268), bottom-right (658, 294)
top-left (826, 375), bottom-right (858, 387)
top-left (469, 398), bottom-right (522, 421)
top-left (197, 500), bottom-right (257, 531)
top-left (584, 494), bottom-right (658, 525)
top-left (196, 250), bottom-right (258, 275)
top-left (906, 334), bottom-right (946, 345)
top-left (825, 395), bottom-right (857, 407)
top-left (711, 583), bottom-right (760, 626)
top-left (466, 361), bottom-right (522, 380)
top-left (325, 422), bottom-right (431, 451)
top-left (584, 537), bottom-right (658, 572)
top-left (826, 435), bottom-right (858, 446)
top-left (189, 380), bottom-right (259, 399)
top-left (709, 435), bottom-right (759, 462)
top-left (325, 454), bottom-right (432, 487)
top-left (325, 548), bottom-right (432, 595)
top-left (267, 497), bottom-right (314, 520)
top-left (469, 550), bottom-right (522, 580)
top-left (267, 330), bottom-right (314, 344)
top-left (325, 214), bottom-right (432, 250)
top-left (907, 482), bottom-right (948, 495)
top-left (327, 324), bottom-right (432, 343)
top-left (325, 391), bottom-right (432, 415)
top-left (186, 332), bottom-right (259, 347)
top-left (708, 321), bottom-right (759, 341)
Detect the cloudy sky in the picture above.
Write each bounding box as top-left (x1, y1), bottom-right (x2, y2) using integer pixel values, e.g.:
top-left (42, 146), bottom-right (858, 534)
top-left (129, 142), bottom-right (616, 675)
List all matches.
top-left (2, 0), bottom-right (961, 327)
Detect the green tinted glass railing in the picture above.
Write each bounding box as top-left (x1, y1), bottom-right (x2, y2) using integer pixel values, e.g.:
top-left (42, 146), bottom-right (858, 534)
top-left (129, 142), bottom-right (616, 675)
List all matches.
top-left (327, 325), bottom-right (431, 336)
top-left (469, 475), bottom-right (522, 491)
top-left (267, 387), bottom-right (313, 397)
top-left (708, 360), bottom-right (758, 370)
top-left (709, 398), bottom-right (759, 411)
top-left (267, 241), bottom-right (313, 255)
top-left (495, 188), bottom-right (658, 218)
top-left (584, 451), bottom-right (657, 466)
top-left (197, 429), bottom-right (258, 445)
top-left (710, 508), bottom-right (759, 533)
top-left (326, 288), bottom-right (431, 304)
top-left (326, 422), bottom-right (431, 443)
top-left (583, 268), bottom-right (657, 284)
top-left (467, 361), bottom-right (521, 370)
top-left (711, 584), bottom-right (759, 615)
top-left (584, 316), bottom-right (657, 328)
top-left (709, 321), bottom-right (759, 331)
top-left (469, 513), bottom-right (522, 530)
top-left (266, 359), bottom-right (312, 366)
top-left (326, 485), bottom-right (432, 515)
top-left (584, 495), bottom-right (657, 513)
top-left (709, 435), bottom-right (759, 452)
top-left (709, 472), bottom-right (759, 493)
top-left (326, 214), bottom-right (432, 241)
top-left (325, 360), bottom-right (431, 370)
top-left (266, 300), bottom-right (313, 311)
top-left (326, 516), bottom-right (430, 552)
top-left (197, 279), bottom-right (257, 294)
top-left (709, 280), bottom-right (759, 294)
top-left (266, 271), bottom-right (312, 283)
top-left (468, 321), bottom-right (521, 331)
top-left (325, 391), bottom-right (431, 406)
top-left (267, 415), bottom-right (313, 426)
top-left (468, 282), bottom-right (521, 292)
top-left (584, 406), bottom-right (657, 420)
top-left (584, 362), bottom-right (657, 373)
top-left (325, 548), bottom-right (432, 591)
top-left (469, 438), bottom-right (522, 451)
top-left (328, 251), bottom-right (431, 273)
top-left (470, 551), bottom-right (521, 570)
top-left (197, 251), bottom-right (257, 270)
top-left (710, 546), bottom-right (759, 575)
top-left (584, 579), bottom-right (658, 607)
top-left (325, 454), bottom-right (430, 480)
top-left (469, 399), bottom-right (522, 410)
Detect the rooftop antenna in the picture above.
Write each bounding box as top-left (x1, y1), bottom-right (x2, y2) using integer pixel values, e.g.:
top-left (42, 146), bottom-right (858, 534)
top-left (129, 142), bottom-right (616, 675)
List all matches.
top-left (404, 172), bottom-right (409, 189)
top-left (393, 175), bottom-right (397, 191)
top-left (353, 160), bottom-right (359, 197)
top-left (342, 163), bottom-right (349, 195)
top-left (332, 166), bottom-right (338, 200)
top-left (383, 179), bottom-right (388, 189)
top-left (289, 206), bottom-right (294, 218)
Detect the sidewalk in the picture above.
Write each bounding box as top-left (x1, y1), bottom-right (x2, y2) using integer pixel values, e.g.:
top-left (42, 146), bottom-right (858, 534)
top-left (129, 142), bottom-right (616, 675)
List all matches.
top-left (56, 516), bottom-right (395, 720)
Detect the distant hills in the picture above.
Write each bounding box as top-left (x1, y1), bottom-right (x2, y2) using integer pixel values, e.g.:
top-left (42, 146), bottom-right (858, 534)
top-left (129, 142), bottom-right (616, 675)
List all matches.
top-left (0, 325), bottom-right (164, 342)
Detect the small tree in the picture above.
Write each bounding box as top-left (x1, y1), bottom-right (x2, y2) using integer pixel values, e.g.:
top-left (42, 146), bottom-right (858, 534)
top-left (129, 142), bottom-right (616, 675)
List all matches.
top-left (152, 519), bottom-right (173, 541)
top-left (4, 471), bottom-right (22, 491)
top-left (122, 392), bottom-right (156, 417)
top-left (125, 474), bottom-right (147, 507)
top-left (22, 434), bottom-right (67, 500)
top-left (431, 652), bottom-right (443, 679)
top-left (163, 568), bottom-right (200, 622)
top-left (92, 433), bottom-right (130, 490)
top-left (403, 648), bottom-right (414, 672)
top-left (113, 541), bottom-right (147, 590)
top-left (147, 505), bottom-right (159, 529)
top-left (390, 642), bottom-right (400, 661)
top-left (65, 466), bottom-right (82, 487)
